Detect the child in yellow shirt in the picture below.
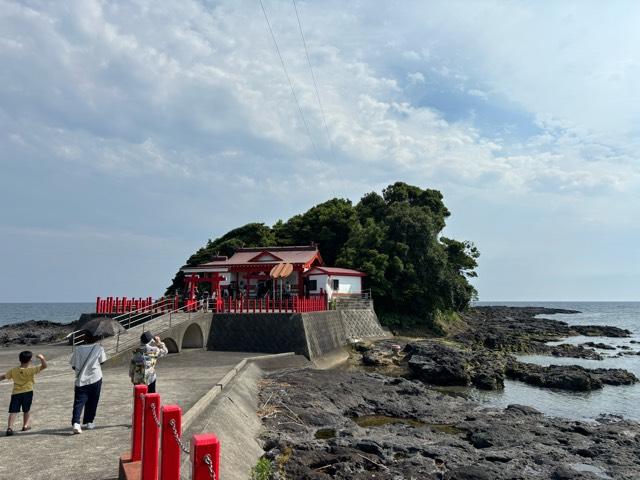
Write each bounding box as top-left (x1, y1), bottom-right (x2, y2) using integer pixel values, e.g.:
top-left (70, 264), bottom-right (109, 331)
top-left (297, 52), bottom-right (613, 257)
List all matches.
top-left (0, 350), bottom-right (47, 436)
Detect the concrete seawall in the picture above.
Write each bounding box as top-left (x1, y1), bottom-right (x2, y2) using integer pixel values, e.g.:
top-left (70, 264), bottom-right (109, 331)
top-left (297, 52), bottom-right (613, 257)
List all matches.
top-left (208, 309), bottom-right (390, 365)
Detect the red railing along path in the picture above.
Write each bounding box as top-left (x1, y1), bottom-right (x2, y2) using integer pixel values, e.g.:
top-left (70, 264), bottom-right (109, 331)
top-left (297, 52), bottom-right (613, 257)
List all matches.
top-left (216, 293), bottom-right (328, 314)
top-left (142, 393), bottom-right (161, 480)
top-left (121, 387), bottom-right (221, 480)
top-left (96, 296), bottom-right (179, 314)
top-left (131, 385), bottom-right (148, 462)
top-left (160, 406), bottom-right (182, 480)
top-left (191, 434), bottom-right (220, 480)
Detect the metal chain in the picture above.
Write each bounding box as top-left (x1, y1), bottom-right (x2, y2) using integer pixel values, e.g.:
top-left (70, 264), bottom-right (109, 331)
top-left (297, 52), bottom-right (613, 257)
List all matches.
top-left (149, 402), bottom-right (161, 428)
top-left (139, 392), bottom-right (214, 479)
top-left (168, 419), bottom-right (190, 454)
top-left (203, 454), bottom-right (217, 480)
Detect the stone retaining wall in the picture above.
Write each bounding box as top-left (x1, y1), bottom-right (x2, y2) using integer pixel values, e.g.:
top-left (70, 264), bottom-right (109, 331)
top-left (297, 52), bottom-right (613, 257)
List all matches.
top-left (301, 311), bottom-right (346, 359)
top-left (208, 309), bottom-right (389, 361)
top-left (341, 309), bottom-right (388, 339)
top-left (208, 313), bottom-right (308, 355)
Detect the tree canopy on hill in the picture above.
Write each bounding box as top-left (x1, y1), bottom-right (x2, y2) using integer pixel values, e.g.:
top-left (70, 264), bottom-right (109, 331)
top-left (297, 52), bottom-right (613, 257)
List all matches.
top-left (167, 182), bottom-right (479, 327)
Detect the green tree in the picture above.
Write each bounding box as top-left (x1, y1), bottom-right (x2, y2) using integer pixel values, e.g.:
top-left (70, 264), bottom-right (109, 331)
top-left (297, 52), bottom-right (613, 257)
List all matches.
top-left (166, 183), bottom-right (479, 330)
top-left (273, 198), bottom-right (357, 266)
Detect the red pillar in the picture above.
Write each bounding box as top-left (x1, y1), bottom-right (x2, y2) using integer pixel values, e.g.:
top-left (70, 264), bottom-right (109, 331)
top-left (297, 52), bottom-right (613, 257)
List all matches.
top-left (191, 434), bottom-right (220, 480)
top-left (141, 393), bottom-right (161, 480)
top-left (131, 385), bottom-right (148, 461)
top-left (96, 297), bottom-right (101, 313)
top-left (160, 405), bottom-right (182, 480)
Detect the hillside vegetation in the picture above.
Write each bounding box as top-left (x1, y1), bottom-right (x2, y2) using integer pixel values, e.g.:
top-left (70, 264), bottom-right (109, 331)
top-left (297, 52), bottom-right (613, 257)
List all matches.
top-left (167, 182), bottom-right (479, 330)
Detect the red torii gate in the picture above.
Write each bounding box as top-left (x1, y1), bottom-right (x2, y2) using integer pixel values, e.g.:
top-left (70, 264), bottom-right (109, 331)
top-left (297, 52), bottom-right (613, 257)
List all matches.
top-left (185, 273), bottom-right (225, 309)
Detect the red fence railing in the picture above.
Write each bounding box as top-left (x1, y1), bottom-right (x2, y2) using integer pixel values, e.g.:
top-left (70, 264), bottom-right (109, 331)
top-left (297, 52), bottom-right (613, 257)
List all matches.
top-left (121, 385), bottom-right (220, 480)
top-left (215, 294), bottom-right (328, 314)
top-left (96, 296), bottom-right (179, 314)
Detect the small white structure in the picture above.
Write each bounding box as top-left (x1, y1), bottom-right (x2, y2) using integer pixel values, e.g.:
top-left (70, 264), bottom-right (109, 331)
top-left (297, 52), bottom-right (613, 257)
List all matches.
top-left (304, 267), bottom-right (365, 298)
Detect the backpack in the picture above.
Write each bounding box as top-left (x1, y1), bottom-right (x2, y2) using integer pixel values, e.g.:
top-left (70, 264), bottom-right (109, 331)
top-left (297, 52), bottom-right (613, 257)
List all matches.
top-left (130, 349), bottom-right (153, 385)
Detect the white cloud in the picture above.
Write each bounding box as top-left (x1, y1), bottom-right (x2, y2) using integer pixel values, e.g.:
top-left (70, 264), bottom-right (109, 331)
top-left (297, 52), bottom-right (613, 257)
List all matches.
top-left (1, 0), bottom-right (637, 201)
top-left (1, 0), bottom-right (639, 300)
top-left (407, 71), bottom-right (425, 85)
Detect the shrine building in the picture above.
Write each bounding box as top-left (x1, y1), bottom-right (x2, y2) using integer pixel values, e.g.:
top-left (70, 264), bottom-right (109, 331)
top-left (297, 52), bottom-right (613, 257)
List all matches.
top-left (180, 245), bottom-right (365, 301)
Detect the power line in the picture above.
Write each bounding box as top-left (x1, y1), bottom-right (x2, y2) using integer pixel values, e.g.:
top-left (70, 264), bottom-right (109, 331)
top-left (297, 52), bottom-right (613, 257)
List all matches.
top-left (258, 0), bottom-right (320, 159)
top-left (291, 0), bottom-right (335, 158)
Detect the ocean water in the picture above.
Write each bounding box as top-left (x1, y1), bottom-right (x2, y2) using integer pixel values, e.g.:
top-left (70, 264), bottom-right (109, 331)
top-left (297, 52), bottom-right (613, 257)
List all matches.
top-left (3, 301), bottom-right (640, 421)
top-left (0, 303), bottom-right (93, 327)
top-left (471, 302), bottom-right (640, 421)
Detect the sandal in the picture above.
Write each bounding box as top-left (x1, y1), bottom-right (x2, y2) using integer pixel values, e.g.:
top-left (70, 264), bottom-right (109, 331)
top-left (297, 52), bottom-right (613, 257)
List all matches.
top-left (5, 428), bottom-right (13, 437)
top-left (22, 426), bottom-right (31, 432)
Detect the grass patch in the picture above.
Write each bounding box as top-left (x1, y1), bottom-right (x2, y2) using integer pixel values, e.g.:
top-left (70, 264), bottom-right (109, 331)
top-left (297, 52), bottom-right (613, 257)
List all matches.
top-left (379, 309), bottom-right (467, 337)
top-left (251, 458), bottom-right (273, 480)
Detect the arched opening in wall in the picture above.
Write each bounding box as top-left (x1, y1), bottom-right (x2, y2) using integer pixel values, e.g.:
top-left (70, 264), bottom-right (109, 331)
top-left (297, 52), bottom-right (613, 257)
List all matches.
top-left (182, 323), bottom-right (204, 349)
top-left (164, 337), bottom-right (179, 354)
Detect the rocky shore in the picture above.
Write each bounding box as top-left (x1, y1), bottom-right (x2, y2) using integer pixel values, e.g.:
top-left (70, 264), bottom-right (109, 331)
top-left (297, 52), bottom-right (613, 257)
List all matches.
top-left (258, 369), bottom-right (640, 479)
top-left (0, 320), bottom-right (73, 346)
top-left (357, 307), bottom-right (637, 393)
top-left (256, 306), bottom-right (640, 479)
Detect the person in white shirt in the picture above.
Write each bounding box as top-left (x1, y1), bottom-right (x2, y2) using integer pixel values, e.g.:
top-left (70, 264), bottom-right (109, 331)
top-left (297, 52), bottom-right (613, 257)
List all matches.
top-left (69, 333), bottom-right (107, 434)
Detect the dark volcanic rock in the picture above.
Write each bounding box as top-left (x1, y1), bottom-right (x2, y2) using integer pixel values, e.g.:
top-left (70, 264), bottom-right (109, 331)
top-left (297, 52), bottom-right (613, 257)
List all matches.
top-left (572, 325), bottom-right (631, 337)
top-left (361, 337), bottom-right (636, 393)
top-left (505, 360), bottom-right (638, 391)
top-left (581, 342), bottom-right (616, 350)
top-left (0, 320), bottom-right (71, 346)
top-left (407, 342), bottom-right (471, 386)
top-left (550, 344), bottom-right (603, 360)
top-left (455, 307), bottom-right (630, 355)
top-left (406, 341), bottom-right (505, 390)
top-left (258, 368), bottom-right (640, 480)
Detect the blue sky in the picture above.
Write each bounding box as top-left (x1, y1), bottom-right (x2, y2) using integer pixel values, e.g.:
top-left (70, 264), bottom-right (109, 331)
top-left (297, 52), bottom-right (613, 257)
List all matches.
top-left (1, 0), bottom-right (638, 302)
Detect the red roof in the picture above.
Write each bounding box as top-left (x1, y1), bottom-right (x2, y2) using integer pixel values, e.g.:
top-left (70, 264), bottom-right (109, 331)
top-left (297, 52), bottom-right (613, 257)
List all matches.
top-left (305, 266), bottom-right (366, 277)
top-left (196, 245), bottom-right (323, 269)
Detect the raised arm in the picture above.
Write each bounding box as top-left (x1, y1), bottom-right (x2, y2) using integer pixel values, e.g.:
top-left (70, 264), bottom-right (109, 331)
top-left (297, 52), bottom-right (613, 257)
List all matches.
top-left (154, 336), bottom-right (168, 357)
top-left (37, 354), bottom-right (48, 371)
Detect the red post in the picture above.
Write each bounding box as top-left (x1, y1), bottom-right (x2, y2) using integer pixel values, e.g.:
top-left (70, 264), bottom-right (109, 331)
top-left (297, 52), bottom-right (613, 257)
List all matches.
top-left (142, 393), bottom-right (161, 480)
top-left (123, 297), bottom-right (128, 312)
top-left (160, 405), bottom-right (182, 480)
top-left (191, 434), bottom-right (220, 480)
top-left (96, 297), bottom-right (101, 313)
top-left (131, 385), bottom-right (148, 461)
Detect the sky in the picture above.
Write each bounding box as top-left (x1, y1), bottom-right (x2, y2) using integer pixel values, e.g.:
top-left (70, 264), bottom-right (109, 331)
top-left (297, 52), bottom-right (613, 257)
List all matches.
top-left (1, 0), bottom-right (638, 302)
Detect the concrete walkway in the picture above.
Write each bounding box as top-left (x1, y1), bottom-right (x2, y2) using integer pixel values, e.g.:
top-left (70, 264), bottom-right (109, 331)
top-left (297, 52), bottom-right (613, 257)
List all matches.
top-left (0, 346), bottom-right (255, 480)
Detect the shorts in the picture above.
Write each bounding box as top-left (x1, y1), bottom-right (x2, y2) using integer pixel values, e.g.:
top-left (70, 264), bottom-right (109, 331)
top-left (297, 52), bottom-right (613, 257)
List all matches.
top-left (8, 391), bottom-right (33, 413)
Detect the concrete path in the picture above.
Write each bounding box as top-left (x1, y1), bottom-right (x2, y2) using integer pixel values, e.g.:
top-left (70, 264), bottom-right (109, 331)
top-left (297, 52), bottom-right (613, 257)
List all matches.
top-left (0, 346), bottom-right (255, 480)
